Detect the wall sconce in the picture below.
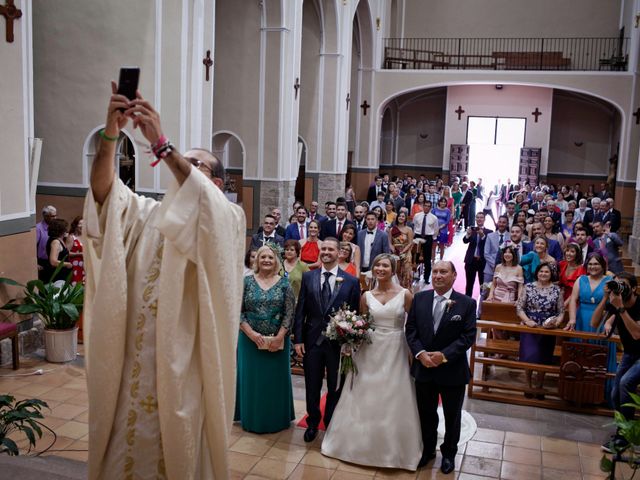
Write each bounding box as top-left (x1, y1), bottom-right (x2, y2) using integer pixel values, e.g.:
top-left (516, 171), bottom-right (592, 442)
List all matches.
top-left (574, 141), bottom-right (584, 147)
top-left (419, 133), bottom-right (429, 139)
top-left (495, 84), bottom-right (503, 90)
top-left (376, 17), bottom-right (381, 30)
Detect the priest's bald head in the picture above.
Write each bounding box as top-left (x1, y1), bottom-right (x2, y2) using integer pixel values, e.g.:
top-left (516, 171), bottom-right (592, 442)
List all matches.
top-left (184, 148), bottom-right (225, 190)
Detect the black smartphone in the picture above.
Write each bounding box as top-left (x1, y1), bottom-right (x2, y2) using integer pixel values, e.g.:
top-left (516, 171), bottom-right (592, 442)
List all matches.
top-left (117, 67), bottom-right (140, 103)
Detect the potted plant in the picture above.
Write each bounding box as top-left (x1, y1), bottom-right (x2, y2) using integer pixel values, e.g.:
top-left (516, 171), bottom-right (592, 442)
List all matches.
top-left (0, 395), bottom-right (48, 455)
top-left (0, 263), bottom-right (84, 363)
top-left (601, 392), bottom-right (640, 479)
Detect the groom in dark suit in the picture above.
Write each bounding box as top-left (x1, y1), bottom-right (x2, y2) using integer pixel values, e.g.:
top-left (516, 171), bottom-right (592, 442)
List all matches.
top-left (293, 237), bottom-right (361, 442)
top-left (405, 261), bottom-right (477, 474)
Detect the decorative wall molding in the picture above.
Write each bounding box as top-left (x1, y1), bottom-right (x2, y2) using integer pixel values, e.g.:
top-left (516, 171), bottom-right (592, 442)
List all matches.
top-left (0, 214), bottom-right (35, 237)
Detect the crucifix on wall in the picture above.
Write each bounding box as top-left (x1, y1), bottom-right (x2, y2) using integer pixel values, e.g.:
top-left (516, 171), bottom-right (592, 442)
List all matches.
top-left (202, 50), bottom-right (213, 82)
top-left (455, 105), bottom-right (465, 120)
top-left (294, 77), bottom-right (300, 99)
top-left (360, 100), bottom-right (370, 116)
top-left (633, 107), bottom-right (640, 125)
top-left (346, 93), bottom-right (350, 110)
top-left (0, 0), bottom-right (22, 43)
top-left (531, 107), bottom-right (542, 123)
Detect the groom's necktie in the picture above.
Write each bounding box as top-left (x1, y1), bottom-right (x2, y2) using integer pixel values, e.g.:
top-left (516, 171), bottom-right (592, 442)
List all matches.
top-left (321, 272), bottom-right (333, 309)
top-left (433, 295), bottom-right (446, 333)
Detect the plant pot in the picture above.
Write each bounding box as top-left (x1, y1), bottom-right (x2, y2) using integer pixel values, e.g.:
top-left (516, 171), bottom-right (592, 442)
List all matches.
top-left (43, 327), bottom-right (78, 363)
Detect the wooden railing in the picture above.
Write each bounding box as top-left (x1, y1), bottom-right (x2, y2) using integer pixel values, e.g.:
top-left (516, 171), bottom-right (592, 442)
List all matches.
top-left (470, 301), bottom-right (621, 415)
top-left (383, 37), bottom-right (629, 71)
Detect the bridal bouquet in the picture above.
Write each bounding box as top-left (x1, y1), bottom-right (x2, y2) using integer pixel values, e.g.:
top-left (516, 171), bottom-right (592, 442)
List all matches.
top-left (324, 303), bottom-right (374, 385)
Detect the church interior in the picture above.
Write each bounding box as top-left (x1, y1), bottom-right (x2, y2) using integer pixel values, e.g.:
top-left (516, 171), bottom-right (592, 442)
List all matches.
top-left (2, 0), bottom-right (640, 478)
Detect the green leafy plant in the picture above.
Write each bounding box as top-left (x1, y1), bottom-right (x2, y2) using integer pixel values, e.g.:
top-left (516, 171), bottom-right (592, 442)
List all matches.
top-left (601, 392), bottom-right (640, 479)
top-left (0, 395), bottom-right (48, 455)
top-left (0, 262), bottom-right (84, 330)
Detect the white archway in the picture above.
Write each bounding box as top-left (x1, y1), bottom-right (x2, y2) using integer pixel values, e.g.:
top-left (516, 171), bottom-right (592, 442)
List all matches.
top-left (211, 130), bottom-right (246, 171)
top-left (82, 125), bottom-right (139, 190)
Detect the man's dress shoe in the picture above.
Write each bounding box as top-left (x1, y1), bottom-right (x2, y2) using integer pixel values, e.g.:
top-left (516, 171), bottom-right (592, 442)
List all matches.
top-left (417, 451), bottom-right (436, 468)
top-left (303, 427), bottom-right (318, 443)
top-left (440, 457), bottom-right (455, 474)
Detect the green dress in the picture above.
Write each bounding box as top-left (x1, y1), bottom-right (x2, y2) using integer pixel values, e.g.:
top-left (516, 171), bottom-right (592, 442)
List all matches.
top-left (283, 260), bottom-right (309, 300)
top-left (452, 191), bottom-right (462, 219)
top-left (235, 275), bottom-right (296, 433)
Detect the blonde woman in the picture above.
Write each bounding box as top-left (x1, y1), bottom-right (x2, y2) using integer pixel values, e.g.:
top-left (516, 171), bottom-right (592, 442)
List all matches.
top-left (235, 245), bottom-right (296, 433)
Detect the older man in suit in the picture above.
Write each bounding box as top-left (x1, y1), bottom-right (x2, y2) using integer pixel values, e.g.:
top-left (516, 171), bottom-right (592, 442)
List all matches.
top-left (405, 260), bottom-right (477, 473)
top-left (357, 211), bottom-right (390, 272)
top-left (250, 214), bottom-right (285, 249)
top-left (603, 198), bottom-right (622, 233)
top-left (293, 238), bottom-right (361, 442)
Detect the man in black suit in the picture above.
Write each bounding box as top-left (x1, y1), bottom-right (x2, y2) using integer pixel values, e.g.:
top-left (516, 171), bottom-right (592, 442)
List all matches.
top-left (250, 214), bottom-right (285, 250)
top-left (367, 176), bottom-right (386, 203)
top-left (352, 204), bottom-right (367, 232)
top-left (462, 212), bottom-right (492, 297)
top-left (293, 238), bottom-right (361, 442)
top-left (405, 260), bottom-right (477, 474)
top-left (320, 203), bottom-right (354, 240)
top-left (255, 208), bottom-right (286, 237)
top-left (603, 198), bottom-right (622, 233)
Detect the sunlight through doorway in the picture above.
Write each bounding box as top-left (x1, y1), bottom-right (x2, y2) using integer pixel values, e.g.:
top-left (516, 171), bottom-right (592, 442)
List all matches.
top-left (467, 117), bottom-right (525, 192)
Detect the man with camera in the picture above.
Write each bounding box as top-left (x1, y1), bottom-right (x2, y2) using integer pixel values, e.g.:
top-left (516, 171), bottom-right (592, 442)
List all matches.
top-left (592, 273), bottom-right (640, 453)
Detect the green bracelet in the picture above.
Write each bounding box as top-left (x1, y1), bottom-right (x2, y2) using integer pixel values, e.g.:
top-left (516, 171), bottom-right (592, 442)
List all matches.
top-left (99, 129), bottom-right (119, 142)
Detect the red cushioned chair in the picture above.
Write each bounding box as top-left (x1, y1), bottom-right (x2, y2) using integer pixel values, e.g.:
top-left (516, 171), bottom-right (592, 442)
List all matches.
top-left (0, 322), bottom-right (19, 369)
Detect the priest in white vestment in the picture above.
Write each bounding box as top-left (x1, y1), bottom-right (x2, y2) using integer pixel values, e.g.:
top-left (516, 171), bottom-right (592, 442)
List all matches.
top-left (83, 85), bottom-right (245, 479)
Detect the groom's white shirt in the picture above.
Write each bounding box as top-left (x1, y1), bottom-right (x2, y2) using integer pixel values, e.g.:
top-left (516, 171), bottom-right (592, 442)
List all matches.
top-left (415, 287), bottom-right (453, 359)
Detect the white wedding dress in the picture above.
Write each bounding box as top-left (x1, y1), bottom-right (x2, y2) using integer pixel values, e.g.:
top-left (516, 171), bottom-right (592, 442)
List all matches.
top-left (321, 289), bottom-right (423, 470)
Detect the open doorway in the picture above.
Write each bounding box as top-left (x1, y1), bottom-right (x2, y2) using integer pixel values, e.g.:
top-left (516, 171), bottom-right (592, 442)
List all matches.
top-left (467, 116), bottom-right (525, 193)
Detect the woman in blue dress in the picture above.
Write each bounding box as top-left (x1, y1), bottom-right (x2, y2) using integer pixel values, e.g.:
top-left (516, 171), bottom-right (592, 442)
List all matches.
top-left (433, 197), bottom-right (451, 261)
top-left (235, 244), bottom-right (296, 433)
top-left (519, 235), bottom-right (556, 283)
top-left (566, 252), bottom-right (616, 404)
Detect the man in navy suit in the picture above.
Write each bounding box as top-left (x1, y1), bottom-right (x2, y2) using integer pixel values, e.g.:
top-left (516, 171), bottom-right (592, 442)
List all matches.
top-left (320, 203), bottom-right (354, 240)
top-left (367, 175), bottom-right (387, 203)
top-left (285, 206), bottom-right (309, 241)
top-left (357, 211), bottom-right (390, 272)
top-left (293, 238), bottom-right (361, 442)
top-left (405, 261), bottom-right (477, 473)
top-left (462, 212), bottom-right (492, 297)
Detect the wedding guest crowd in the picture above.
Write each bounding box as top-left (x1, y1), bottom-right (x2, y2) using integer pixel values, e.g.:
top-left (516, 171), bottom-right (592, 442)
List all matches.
top-left (234, 173), bottom-right (632, 470)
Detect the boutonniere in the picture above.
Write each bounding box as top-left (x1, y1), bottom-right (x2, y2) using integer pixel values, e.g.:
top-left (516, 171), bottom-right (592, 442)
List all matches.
top-left (450, 315), bottom-right (462, 322)
top-left (445, 300), bottom-right (456, 313)
top-left (335, 277), bottom-right (344, 284)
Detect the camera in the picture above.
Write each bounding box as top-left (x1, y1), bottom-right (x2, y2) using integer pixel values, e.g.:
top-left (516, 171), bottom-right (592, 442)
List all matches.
top-left (606, 279), bottom-right (632, 300)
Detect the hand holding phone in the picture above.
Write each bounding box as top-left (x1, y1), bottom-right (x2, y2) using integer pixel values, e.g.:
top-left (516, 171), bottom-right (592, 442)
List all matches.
top-left (117, 67), bottom-right (140, 112)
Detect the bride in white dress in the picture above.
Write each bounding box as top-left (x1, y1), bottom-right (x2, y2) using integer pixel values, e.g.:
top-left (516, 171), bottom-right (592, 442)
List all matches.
top-left (321, 254), bottom-right (423, 470)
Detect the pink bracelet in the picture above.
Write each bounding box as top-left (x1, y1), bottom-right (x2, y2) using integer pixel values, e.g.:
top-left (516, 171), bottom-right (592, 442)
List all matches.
top-left (151, 135), bottom-right (168, 155)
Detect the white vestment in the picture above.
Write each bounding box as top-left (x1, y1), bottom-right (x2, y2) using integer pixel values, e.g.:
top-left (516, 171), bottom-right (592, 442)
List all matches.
top-left (83, 168), bottom-right (245, 480)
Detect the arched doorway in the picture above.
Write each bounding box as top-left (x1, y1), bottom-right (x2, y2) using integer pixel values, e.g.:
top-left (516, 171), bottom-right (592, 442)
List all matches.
top-left (212, 131), bottom-right (245, 203)
top-left (83, 126), bottom-right (138, 191)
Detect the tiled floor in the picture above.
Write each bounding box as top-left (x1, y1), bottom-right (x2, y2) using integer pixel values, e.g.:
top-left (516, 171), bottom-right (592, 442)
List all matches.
top-left (0, 349), bottom-right (618, 479)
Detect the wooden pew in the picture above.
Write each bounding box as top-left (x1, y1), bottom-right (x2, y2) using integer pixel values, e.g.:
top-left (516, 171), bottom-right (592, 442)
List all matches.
top-left (469, 301), bottom-right (621, 415)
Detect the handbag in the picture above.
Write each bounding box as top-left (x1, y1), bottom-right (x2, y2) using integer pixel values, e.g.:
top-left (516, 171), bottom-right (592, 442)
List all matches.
top-left (258, 335), bottom-right (284, 351)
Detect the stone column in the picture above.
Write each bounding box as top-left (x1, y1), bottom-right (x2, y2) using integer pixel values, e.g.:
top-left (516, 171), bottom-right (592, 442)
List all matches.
top-left (258, 180), bottom-right (297, 225)
top-left (317, 173), bottom-right (347, 209)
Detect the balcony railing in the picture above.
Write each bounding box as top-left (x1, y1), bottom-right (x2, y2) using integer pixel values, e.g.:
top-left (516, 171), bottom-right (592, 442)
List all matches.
top-left (383, 37), bottom-right (629, 72)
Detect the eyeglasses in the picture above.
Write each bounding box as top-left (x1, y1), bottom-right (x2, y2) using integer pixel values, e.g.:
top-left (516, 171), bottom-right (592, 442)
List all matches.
top-left (186, 157), bottom-right (214, 177)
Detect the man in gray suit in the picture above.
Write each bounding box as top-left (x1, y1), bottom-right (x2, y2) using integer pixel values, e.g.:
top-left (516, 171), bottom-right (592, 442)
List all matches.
top-left (357, 211), bottom-right (390, 272)
top-left (483, 215), bottom-right (510, 282)
top-left (592, 220), bottom-right (623, 273)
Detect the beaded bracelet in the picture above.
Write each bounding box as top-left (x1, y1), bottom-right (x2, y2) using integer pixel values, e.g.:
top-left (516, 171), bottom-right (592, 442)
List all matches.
top-left (99, 129), bottom-right (119, 142)
top-left (150, 141), bottom-right (174, 167)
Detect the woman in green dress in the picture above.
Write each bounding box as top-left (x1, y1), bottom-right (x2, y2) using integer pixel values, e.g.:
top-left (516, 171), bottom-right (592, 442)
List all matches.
top-left (235, 244), bottom-right (296, 433)
top-left (282, 239), bottom-right (309, 299)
